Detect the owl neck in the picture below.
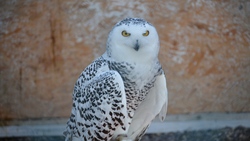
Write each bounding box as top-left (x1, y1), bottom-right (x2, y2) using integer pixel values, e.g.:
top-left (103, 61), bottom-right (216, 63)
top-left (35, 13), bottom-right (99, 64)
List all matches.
top-left (103, 52), bottom-right (161, 91)
top-left (105, 35), bottom-right (160, 64)
top-left (104, 48), bottom-right (158, 65)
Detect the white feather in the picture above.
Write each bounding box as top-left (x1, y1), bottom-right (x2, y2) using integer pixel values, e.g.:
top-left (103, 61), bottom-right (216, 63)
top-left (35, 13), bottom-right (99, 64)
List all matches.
top-left (126, 74), bottom-right (168, 140)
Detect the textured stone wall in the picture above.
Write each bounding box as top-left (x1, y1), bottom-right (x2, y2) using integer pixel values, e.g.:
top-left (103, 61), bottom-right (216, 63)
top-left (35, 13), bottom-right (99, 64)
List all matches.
top-left (0, 0), bottom-right (249, 119)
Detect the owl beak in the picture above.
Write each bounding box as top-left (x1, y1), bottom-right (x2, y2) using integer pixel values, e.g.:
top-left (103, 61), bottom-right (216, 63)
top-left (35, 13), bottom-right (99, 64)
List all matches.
top-left (134, 40), bottom-right (140, 51)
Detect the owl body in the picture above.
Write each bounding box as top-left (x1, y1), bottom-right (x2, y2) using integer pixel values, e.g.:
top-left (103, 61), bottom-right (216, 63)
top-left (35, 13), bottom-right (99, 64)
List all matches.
top-left (65, 18), bottom-right (168, 141)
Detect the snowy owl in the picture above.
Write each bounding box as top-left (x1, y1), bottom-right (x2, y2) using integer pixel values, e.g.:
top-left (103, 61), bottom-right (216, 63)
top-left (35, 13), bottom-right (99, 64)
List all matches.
top-left (64, 18), bottom-right (168, 141)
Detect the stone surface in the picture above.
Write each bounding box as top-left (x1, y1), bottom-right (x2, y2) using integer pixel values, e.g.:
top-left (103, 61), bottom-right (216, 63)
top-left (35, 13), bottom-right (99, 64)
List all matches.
top-left (0, 0), bottom-right (250, 119)
top-left (1, 127), bottom-right (250, 141)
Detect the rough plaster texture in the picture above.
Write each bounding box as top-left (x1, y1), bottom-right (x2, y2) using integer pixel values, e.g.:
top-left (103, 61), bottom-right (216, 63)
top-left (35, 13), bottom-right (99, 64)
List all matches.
top-left (0, 0), bottom-right (250, 119)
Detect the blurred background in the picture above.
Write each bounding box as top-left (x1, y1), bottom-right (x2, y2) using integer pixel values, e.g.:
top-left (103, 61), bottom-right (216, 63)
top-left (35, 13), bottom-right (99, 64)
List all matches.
top-left (0, 0), bottom-right (250, 140)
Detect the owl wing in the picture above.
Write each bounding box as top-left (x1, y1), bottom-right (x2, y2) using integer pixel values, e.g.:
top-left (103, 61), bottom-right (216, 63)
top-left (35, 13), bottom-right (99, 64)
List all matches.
top-left (157, 74), bottom-right (168, 121)
top-left (126, 73), bottom-right (168, 140)
top-left (65, 69), bottom-right (129, 141)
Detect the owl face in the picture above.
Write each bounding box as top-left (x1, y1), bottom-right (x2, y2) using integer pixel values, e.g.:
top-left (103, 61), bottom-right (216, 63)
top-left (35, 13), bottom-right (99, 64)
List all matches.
top-left (106, 18), bottom-right (160, 63)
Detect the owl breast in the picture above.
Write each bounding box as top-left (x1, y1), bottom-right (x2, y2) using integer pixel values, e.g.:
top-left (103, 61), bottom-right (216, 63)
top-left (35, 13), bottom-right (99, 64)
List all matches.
top-left (108, 60), bottom-right (160, 119)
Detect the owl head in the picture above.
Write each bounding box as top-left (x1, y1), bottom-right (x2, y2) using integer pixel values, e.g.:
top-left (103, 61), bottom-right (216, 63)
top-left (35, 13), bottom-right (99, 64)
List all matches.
top-left (106, 18), bottom-right (160, 63)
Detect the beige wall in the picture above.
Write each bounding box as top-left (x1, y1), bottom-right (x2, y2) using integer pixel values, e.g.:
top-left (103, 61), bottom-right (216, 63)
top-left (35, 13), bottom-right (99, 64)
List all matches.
top-left (0, 0), bottom-right (250, 120)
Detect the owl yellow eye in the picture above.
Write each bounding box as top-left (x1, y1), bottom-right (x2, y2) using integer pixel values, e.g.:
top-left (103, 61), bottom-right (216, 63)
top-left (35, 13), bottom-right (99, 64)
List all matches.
top-left (121, 30), bottom-right (131, 37)
top-left (142, 30), bottom-right (149, 36)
